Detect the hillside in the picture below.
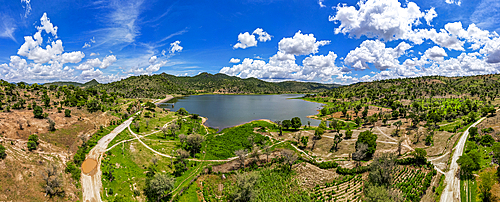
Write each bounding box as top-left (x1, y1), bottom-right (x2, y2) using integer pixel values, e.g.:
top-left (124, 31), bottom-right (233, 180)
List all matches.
top-left (92, 72), bottom-right (339, 98)
top-left (43, 79), bottom-right (100, 88)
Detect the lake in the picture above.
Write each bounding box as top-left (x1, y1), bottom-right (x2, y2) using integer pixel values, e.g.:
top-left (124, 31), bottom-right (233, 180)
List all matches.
top-left (158, 94), bottom-right (323, 129)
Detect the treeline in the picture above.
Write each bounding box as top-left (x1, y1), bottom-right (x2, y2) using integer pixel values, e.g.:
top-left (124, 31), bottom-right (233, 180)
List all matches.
top-left (91, 72), bottom-right (338, 98)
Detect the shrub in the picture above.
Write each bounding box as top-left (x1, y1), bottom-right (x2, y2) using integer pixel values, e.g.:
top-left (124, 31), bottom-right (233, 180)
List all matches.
top-left (65, 109), bottom-right (71, 117)
top-left (33, 105), bottom-right (43, 118)
top-left (0, 144), bottom-right (6, 159)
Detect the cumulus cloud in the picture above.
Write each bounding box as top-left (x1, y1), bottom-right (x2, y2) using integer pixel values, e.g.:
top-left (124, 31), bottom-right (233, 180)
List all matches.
top-left (83, 37), bottom-right (96, 48)
top-left (90, 52), bottom-right (100, 56)
top-left (318, 0), bottom-right (326, 7)
top-left (252, 28), bottom-right (272, 42)
top-left (233, 32), bottom-right (258, 49)
top-left (423, 46), bottom-right (448, 61)
top-left (424, 7), bottom-right (437, 26)
top-left (344, 40), bottom-right (412, 70)
top-left (37, 13), bottom-right (58, 37)
top-left (221, 32), bottom-right (343, 82)
top-left (75, 55), bottom-right (116, 70)
top-left (278, 31), bottom-right (330, 56)
top-left (149, 56), bottom-right (157, 64)
top-left (229, 58), bottom-right (241, 63)
top-left (330, 0), bottom-right (425, 41)
top-left (169, 41), bottom-right (183, 53)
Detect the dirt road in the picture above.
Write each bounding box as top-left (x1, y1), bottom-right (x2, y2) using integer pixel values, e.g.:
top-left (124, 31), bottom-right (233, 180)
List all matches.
top-left (440, 117), bottom-right (485, 202)
top-left (81, 116), bottom-right (135, 202)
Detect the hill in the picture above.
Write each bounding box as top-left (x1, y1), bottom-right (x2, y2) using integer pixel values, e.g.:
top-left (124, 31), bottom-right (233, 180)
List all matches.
top-left (92, 72), bottom-right (340, 98)
top-left (43, 79), bottom-right (100, 88)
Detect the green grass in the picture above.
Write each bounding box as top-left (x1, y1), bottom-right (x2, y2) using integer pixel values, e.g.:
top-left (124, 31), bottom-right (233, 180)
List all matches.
top-left (107, 129), bottom-right (135, 149)
top-left (435, 174), bottom-right (446, 201)
top-left (461, 178), bottom-right (477, 202)
top-left (176, 183), bottom-right (200, 202)
top-left (205, 121), bottom-right (273, 160)
top-left (130, 110), bottom-right (177, 134)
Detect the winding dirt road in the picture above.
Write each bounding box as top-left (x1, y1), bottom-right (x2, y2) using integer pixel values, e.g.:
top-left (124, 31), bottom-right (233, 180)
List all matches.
top-left (81, 116), bottom-right (136, 202)
top-left (440, 117), bottom-right (485, 202)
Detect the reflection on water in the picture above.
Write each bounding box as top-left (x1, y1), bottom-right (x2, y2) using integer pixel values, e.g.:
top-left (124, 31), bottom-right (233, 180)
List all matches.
top-left (159, 94), bottom-right (323, 129)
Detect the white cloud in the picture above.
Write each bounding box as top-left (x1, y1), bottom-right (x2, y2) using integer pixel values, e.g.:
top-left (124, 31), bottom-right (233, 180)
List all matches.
top-left (221, 33), bottom-right (344, 82)
top-left (424, 7), bottom-right (437, 26)
top-left (318, 0), bottom-right (326, 7)
top-left (169, 41), bottom-right (183, 53)
top-left (330, 0), bottom-right (425, 41)
top-left (252, 28), bottom-right (272, 42)
top-left (82, 37), bottom-right (96, 48)
top-left (278, 31), bottom-right (330, 56)
top-left (149, 56), bottom-right (157, 64)
top-left (423, 46), bottom-right (448, 61)
top-left (445, 0), bottom-right (461, 6)
top-left (37, 13), bottom-right (58, 37)
top-left (0, 15), bottom-right (17, 42)
top-left (408, 28), bottom-right (465, 51)
top-left (90, 52), bottom-right (100, 56)
top-left (344, 40), bottom-right (411, 70)
top-left (146, 60), bottom-right (167, 73)
top-left (61, 51), bottom-right (85, 64)
top-left (21, 0), bottom-right (32, 18)
top-left (233, 32), bottom-right (258, 49)
top-left (75, 55), bottom-right (116, 70)
top-left (229, 58), bottom-right (241, 63)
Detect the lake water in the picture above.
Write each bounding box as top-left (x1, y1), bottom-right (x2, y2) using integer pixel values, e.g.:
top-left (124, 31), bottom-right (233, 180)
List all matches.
top-left (158, 94), bottom-right (323, 129)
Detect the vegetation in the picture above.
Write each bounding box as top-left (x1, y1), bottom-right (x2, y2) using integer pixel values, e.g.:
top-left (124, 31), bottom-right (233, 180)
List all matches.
top-left (0, 144), bottom-right (6, 159)
top-left (92, 72), bottom-right (337, 98)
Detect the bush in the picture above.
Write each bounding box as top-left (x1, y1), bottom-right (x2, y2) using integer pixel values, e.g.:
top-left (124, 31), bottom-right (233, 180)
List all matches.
top-left (316, 161), bottom-right (339, 169)
top-left (33, 105), bottom-right (43, 118)
top-left (48, 119), bottom-right (56, 131)
top-left (336, 166), bottom-right (369, 175)
top-left (65, 161), bottom-right (81, 181)
top-left (0, 144), bottom-right (6, 159)
top-left (65, 109), bottom-right (71, 117)
top-left (27, 141), bottom-right (37, 151)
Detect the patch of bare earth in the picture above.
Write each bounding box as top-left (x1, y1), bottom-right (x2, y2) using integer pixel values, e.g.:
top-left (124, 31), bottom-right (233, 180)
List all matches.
top-left (293, 162), bottom-right (339, 188)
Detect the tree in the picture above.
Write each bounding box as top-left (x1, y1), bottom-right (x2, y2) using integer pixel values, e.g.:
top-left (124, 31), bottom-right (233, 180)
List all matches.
top-left (480, 135), bottom-right (495, 146)
top-left (178, 134), bottom-right (187, 146)
top-left (0, 144), bottom-right (6, 159)
top-left (391, 110), bottom-right (399, 119)
top-left (492, 142), bottom-right (500, 164)
top-left (145, 101), bottom-right (156, 111)
top-left (364, 184), bottom-right (403, 202)
top-left (33, 105), bottom-right (43, 119)
top-left (86, 99), bottom-right (101, 113)
top-left (424, 135), bottom-right (433, 146)
top-left (411, 148), bottom-right (427, 164)
top-left (281, 149), bottom-right (297, 171)
top-left (469, 127), bottom-right (478, 141)
top-left (314, 127), bottom-right (324, 140)
top-left (177, 107), bottom-right (189, 116)
top-left (282, 120), bottom-right (292, 130)
top-left (186, 134), bottom-right (204, 154)
top-left (329, 119), bottom-right (338, 133)
top-left (345, 129), bottom-right (353, 139)
top-left (27, 134), bottom-right (39, 151)
top-left (262, 143), bottom-right (271, 163)
top-left (291, 117), bottom-right (301, 130)
top-left (354, 117), bottom-right (362, 126)
top-left (148, 173), bottom-right (175, 202)
top-left (393, 120), bottom-right (403, 135)
top-left (457, 153), bottom-right (480, 177)
top-left (330, 132), bottom-right (343, 152)
top-left (230, 172), bottom-right (259, 202)
top-left (368, 115), bottom-right (378, 127)
top-left (300, 136), bottom-right (309, 147)
top-left (478, 170), bottom-right (495, 202)
top-left (362, 108), bottom-right (369, 118)
top-left (235, 149), bottom-right (247, 169)
top-left (42, 163), bottom-right (64, 197)
top-left (133, 121), bottom-right (140, 132)
top-left (368, 153), bottom-right (396, 187)
top-left (64, 109), bottom-right (71, 117)
top-left (352, 143), bottom-right (368, 167)
top-left (274, 120), bottom-right (283, 136)
top-left (356, 130), bottom-right (378, 158)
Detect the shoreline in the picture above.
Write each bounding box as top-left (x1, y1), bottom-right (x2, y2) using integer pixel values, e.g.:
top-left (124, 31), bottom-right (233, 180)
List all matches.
top-left (154, 95), bottom-right (174, 105)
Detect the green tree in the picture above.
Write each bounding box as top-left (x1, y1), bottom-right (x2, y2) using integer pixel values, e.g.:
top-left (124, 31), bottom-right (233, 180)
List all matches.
top-left (345, 128), bottom-right (353, 139)
top-left (177, 107), bottom-right (189, 116)
top-left (33, 105), bottom-right (43, 119)
top-left (230, 172), bottom-right (259, 202)
top-left (469, 127), bottom-right (478, 141)
top-left (329, 119), bottom-right (338, 132)
top-left (391, 110), bottom-right (399, 119)
top-left (356, 130), bottom-right (378, 158)
top-left (147, 173), bottom-right (175, 202)
top-left (478, 170), bottom-right (495, 202)
top-left (411, 148), bottom-right (427, 164)
top-left (480, 135), bottom-right (495, 146)
top-left (368, 153), bottom-right (397, 187)
top-left (27, 134), bottom-right (39, 151)
top-left (291, 117), bottom-right (301, 130)
top-left (282, 120), bottom-right (292, 130)
top-left (86, 99), bottom-right (101, 113)
top-left (364, 184), bottom-right (403, 202)
top-left (64, 109), bottom-right (71, 117)
top-left (300, 136), bottom-right (309, 147)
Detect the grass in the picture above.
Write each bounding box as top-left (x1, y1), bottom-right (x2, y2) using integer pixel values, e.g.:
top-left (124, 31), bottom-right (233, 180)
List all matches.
top-left (39, 121), bottom-right (88, 150)
top-left (130, 110), bottom-right (177, 134)
top-left (252, 168), bottom-right (311, 201)
top-left (176, 183), bottom-right (200, 202)
top-left (204, 121), bottom-right (272, 160)
top-left (461, 178), bottom-right (477, 202)
top-left (107, 129), bottom-right (135, 149)
top-left (435, 174), bottom-right (446, 201)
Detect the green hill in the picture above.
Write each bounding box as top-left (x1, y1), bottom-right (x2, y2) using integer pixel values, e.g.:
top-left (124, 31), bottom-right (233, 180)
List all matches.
top-left (92, 72), bottom-right (339, 98)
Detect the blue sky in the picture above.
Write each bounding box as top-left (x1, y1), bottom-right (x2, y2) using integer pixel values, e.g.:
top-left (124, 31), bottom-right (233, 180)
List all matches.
top-left (1, 0), bottom-right (500, 84)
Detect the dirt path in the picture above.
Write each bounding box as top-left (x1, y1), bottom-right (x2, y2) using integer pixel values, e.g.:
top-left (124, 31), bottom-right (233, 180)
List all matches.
top-left (81, 115), bottom-right (136, 202)
top-left (440, 117), bottom-right (485, 202)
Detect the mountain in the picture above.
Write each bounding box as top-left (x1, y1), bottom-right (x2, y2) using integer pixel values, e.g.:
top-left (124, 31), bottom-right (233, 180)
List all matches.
top-left (91, 72), bottom-right (340, 98)
top-left (43, 79), bottom-right (100, 88)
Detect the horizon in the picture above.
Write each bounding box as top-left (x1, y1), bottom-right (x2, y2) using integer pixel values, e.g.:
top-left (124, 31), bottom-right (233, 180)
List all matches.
top-left (1, 0), bottom-right (500, 85)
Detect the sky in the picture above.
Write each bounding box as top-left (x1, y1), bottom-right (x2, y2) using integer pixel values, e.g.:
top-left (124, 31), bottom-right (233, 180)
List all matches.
top-left (1, 0), bottom-right (500, 85)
